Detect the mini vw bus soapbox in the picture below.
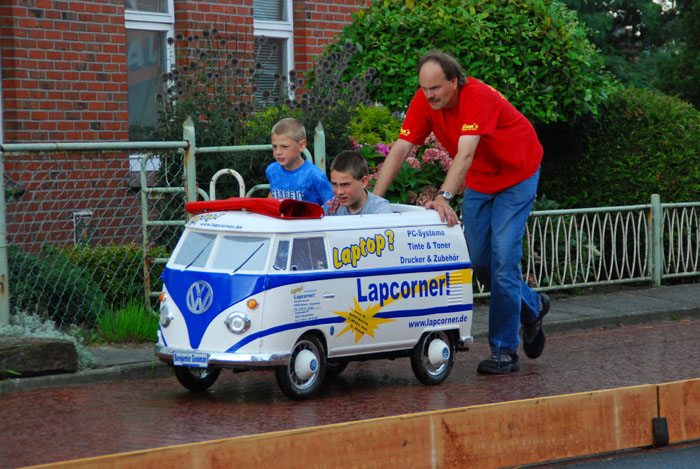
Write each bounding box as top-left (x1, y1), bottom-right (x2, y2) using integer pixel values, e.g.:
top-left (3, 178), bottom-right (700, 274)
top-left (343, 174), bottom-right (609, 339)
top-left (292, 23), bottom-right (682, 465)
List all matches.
top-left (155, 198), bottom-right (473, 400)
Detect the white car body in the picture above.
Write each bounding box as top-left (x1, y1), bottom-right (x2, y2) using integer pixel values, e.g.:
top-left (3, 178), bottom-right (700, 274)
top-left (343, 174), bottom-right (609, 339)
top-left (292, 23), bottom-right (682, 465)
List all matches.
top-left (155, 199), bottom-right (473, 398)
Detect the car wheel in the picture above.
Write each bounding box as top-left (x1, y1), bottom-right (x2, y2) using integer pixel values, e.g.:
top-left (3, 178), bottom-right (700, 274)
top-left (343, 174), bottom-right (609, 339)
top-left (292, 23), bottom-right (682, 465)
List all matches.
top-left (275, 333), bottom-right (327, 400)
top-left (174, 366), bottom-right (221, 392)
top-left (410, 330), bottom-right (455, 385)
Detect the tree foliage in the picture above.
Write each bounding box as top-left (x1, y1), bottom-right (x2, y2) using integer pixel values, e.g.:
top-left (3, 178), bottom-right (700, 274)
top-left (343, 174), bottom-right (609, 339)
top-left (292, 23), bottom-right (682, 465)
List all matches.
top-left (563, 0), bottom-right (665, 88)
top-left (652, 0), bottom-right (700, 108)
top-left (540, 86), bottom-right (700, 207)
top-left (563, 0), bottom-right (700, 109)
top-left (321, 0), bottom-right (612, 125)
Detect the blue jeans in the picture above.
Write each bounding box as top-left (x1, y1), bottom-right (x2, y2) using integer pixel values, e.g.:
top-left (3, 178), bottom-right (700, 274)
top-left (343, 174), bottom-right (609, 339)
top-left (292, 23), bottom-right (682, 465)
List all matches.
top-left (462, 169), bottom-right (541, 355)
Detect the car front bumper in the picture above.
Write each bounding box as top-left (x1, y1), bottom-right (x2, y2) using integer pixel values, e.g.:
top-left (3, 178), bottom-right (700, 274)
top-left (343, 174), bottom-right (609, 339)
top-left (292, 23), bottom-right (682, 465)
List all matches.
top-left (155, 344), bottom-right (290, 368)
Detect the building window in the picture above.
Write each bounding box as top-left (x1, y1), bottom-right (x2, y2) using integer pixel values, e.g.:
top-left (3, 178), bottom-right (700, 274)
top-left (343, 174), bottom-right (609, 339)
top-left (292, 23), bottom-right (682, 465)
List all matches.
top-left (125, 1), bottom-right (174, 141)
top-left (253, 0), bottom-right (294, 104)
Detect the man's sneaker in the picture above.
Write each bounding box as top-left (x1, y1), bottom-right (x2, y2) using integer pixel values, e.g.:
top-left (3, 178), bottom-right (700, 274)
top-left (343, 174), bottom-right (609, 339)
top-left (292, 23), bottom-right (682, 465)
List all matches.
top-left (477, 352), bottom-right (520, 374)
top-left (522, 293), bottom-right (550, 359)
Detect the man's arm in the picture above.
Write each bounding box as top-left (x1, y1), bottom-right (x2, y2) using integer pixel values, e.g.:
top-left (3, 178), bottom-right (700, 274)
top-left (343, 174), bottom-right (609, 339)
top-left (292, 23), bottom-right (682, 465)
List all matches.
top-left (371, 139), bottom-right (414, 197)
top-left (425, 134), bottom-right (480, 226)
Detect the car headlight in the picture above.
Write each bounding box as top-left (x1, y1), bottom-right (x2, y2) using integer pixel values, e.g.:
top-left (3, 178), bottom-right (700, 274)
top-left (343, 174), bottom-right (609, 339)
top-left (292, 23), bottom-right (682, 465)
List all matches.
top-left (225, 312), bottom-right (250, 334)
top-left (160, 305), bottom-right (174, 327)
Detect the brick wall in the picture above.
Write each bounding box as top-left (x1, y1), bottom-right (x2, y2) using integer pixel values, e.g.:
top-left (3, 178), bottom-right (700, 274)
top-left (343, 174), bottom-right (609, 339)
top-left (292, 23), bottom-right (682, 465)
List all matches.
top-left (0, 0), bottom-right (129, 142)
top-left (0, 0), bottom-right (366, 144)
top-left (4, 153), bottom-right (141, 250)
top-left (293, 0), bottom-right (366, 77)
top-left (1, 0), bottom-right (367, 251)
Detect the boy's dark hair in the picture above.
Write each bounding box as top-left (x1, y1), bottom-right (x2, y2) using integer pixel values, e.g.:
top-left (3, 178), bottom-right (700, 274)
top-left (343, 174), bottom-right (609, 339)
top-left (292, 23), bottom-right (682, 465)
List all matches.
top-left (271, 117), bottom-right (306, 142)
top-left (417, 50), bottom-right (467, 87)
top-left (330, 150), bottom-right (369, 181)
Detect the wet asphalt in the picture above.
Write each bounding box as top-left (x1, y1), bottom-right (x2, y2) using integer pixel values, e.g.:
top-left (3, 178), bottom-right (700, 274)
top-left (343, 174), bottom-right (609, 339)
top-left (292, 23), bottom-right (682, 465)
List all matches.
top-left (1, 283), bottom-right (700, 468)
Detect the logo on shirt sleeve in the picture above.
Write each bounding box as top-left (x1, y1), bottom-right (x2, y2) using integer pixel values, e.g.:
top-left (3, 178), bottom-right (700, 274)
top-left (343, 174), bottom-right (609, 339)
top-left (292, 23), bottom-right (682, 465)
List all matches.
top-left (400, 127), bottom-right (411, 137)
top-left (462, 123), bottom-right (479, 131)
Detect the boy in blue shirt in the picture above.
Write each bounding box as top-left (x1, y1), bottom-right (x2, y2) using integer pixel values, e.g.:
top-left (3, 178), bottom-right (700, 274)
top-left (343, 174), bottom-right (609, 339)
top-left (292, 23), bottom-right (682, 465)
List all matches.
top-left (266, 118), bottom-right (334, 206)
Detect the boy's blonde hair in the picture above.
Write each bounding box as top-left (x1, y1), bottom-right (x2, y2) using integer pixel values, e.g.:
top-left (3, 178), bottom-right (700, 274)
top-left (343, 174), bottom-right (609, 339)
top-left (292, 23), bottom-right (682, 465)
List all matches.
top-left (271, 118), bottom-right (306, 143)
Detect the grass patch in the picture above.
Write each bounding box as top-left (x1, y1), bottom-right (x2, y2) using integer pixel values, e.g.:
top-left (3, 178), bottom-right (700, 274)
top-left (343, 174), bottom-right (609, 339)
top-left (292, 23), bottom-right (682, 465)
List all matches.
top-left (97, 301), bottom-right (159, 343)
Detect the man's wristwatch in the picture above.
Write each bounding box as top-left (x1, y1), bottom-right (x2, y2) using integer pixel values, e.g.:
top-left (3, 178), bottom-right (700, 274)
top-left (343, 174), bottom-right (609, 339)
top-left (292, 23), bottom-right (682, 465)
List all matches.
top-left (437, 190), bottom-right (454, 201)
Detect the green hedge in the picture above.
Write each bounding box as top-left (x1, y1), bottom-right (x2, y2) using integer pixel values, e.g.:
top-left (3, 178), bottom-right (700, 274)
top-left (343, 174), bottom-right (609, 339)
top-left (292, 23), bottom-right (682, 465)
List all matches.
top-left (9, 247), bottom-right (106, 327)
top-left (56, 243), bottom-right (169, 311)
top-left (540, 86), bottom-right (700, 207)
top-left (322, 0), bottom-right (611, 125)
top-left (348, 104), bottom-right (402, 146)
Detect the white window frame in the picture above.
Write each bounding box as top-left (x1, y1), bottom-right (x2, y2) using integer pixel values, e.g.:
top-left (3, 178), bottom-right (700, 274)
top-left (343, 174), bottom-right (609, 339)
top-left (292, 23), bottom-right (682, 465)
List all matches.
top-left (254, 0), bottom-right (295, 97)
top-left (125, 1), bottom-right (173, 170)
top-left (125, 1), bottom-right (175, 78)
top-left (124, 0), bottom-right (175, 30)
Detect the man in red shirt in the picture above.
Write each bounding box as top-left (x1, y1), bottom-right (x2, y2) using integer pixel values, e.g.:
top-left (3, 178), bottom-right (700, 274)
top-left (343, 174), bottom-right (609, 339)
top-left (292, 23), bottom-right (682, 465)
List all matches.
top-left (373, 50), bottom-right (549, 374)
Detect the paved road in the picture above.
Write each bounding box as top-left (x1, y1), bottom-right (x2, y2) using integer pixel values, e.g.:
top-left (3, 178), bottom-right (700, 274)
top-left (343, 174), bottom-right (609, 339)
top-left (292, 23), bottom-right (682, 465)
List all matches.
top-left (2, 318), bottom-right (699, 468)
top-left (561, 442), bottom-right (700, 468)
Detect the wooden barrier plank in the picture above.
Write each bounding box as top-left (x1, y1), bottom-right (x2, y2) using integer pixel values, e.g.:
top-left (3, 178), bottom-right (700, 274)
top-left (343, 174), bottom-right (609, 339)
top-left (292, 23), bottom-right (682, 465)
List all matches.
top-left (435, 385), bottom-right (657, 467)
top-left (658, 378), bottom-right (700, 444)
top-left (34, 384), bottom-right (663, 469)
top-left (34, 416), bottom-right (436, 469)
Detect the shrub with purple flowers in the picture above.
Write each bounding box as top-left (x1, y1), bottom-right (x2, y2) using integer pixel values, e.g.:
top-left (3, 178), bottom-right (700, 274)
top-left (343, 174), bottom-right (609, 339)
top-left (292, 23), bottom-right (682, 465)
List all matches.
top-left (154, 29), bottom-right (376, 198)
top-left (351, 132), bottom-right (461, 210)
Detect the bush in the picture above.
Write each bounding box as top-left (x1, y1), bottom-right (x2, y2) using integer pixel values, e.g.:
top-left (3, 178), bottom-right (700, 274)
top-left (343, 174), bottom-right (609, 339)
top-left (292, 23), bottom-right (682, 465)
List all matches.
top-left (8, 247), bottom-right (106, 327)
top-left (323, 0), bottom-right (611, 124)
top-left (348, 104), bottom-right (402, 146)
top-left (540, 86), bottom-right (700, 207)
top-left (52, 244), bottom-right (170, 311)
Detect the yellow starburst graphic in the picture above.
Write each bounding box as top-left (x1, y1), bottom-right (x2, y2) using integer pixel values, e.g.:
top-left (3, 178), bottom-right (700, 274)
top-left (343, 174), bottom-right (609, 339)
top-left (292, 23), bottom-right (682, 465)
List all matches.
top-left (334, 297), bottom-right (395, 343)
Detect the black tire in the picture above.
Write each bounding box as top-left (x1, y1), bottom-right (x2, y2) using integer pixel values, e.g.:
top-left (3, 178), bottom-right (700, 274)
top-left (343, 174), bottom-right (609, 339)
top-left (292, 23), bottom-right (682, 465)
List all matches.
top-left (410, 330), bottom-right (455, 385)
top-left (275, 333), bottom-right (327, 400)
top-left (326, 358), bottom-right (349, 377)
top-left (174, 366), bottom-right (221, 392)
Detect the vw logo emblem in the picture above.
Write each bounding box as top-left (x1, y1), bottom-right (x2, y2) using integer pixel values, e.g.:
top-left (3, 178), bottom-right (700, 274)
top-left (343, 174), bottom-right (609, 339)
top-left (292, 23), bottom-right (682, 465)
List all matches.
top-left (186, 281), bottom-right (213, 314)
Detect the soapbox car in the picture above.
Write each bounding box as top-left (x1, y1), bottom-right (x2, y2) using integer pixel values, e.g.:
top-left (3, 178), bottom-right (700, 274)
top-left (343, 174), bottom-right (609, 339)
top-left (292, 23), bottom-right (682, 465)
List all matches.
top-left (155, 198), bottom-right (473, 400)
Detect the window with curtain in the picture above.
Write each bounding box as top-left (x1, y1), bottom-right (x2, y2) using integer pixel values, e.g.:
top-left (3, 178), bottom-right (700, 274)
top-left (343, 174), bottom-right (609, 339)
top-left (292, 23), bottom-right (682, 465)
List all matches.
top-left (125, 1), bottom-right (173, 141)
top-left (253, 0), bottom-right (294, 104)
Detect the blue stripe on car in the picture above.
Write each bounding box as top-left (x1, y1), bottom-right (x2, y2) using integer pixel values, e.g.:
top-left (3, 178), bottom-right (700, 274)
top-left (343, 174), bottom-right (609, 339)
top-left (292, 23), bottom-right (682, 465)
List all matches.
top-left (162, 262), bottom-right (472, 349)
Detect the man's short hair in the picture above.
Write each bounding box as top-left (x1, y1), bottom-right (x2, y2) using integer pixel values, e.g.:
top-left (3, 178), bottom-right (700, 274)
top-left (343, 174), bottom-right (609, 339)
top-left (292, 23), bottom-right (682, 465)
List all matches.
top-left (417, 50), bottom-right (467, 87)
top-left (330, 150), bottom-right (369, 180)
top-left (271, 118), bottom-right (306, 142)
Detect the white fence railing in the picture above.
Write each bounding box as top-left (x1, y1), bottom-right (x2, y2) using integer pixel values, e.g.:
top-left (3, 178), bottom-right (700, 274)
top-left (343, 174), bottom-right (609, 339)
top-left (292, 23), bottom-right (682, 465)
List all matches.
top-left (474, 196), bottom-right (700, 297)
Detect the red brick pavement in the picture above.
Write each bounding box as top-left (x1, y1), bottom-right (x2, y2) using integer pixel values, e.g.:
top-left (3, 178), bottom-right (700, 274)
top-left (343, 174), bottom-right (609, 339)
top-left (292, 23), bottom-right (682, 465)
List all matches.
top-left (1, 319), bottom-right (699, 468)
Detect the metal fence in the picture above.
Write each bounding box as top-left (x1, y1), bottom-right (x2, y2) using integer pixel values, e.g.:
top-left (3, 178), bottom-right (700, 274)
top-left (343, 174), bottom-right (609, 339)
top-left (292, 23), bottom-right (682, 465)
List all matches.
top-left (473, 196), bottom-right (700, 298)
top-left (0, 119), bottom-right (326, 328)
top-left (0, 141), bottom-right (187, 328)
top-left (1, 121), bottom-right (699, 327)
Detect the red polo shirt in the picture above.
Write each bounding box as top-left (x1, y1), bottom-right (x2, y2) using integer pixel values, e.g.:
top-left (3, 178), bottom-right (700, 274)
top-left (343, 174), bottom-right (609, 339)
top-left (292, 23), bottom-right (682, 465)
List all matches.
top-left (399, 78), bottom-right (543, 194)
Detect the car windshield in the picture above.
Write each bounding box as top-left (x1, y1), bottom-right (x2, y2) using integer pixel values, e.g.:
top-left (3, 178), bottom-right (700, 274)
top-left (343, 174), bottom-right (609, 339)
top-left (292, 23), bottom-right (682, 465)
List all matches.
top-left (173, 231), bottom-right (216, 269)
top-left (212, 236), bottom-right (270, 272)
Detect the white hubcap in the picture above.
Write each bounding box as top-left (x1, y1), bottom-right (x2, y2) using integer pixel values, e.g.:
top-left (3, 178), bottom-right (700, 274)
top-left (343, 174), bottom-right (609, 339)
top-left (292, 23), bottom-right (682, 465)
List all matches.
top-left (294, 349), bottom-right (318, 381)
top-left (428, 338), bottom-right (449, 367)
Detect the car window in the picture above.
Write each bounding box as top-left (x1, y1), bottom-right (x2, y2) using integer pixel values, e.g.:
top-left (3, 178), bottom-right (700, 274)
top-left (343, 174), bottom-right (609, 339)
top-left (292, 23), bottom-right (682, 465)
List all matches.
top-left (212, 236), bottom-right (270, 272)
top-left (173, 231), bottom-right (216, 268)
top-left (273, 240), bottom-right (290, 270)
top-left (290, 237), bottom-right (327, 271)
